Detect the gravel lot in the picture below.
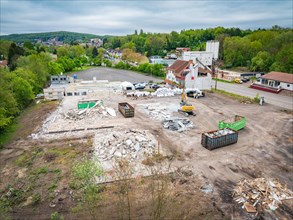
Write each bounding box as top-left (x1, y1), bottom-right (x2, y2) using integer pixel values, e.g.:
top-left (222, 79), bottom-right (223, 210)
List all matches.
top-left (69, 67), bottom-right (163, 83)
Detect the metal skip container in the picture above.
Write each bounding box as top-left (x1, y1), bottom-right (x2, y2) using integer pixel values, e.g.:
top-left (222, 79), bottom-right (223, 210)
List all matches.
top-left (118, 102), bottom-right (135, 118)
top-left (201, 128), bottom-right (238, 150)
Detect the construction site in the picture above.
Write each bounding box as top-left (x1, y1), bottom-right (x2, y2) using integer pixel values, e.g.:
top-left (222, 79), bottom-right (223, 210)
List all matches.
top-left (0, 72), bottom-right (292, 220)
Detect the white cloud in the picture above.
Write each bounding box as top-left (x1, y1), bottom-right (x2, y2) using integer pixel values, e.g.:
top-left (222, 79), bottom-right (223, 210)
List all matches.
top-left (0, 0), bottom-right (292, 35)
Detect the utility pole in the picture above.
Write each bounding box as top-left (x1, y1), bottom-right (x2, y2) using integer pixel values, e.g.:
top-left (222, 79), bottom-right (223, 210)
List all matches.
top-left (212, 58), bottom-right (218, 90)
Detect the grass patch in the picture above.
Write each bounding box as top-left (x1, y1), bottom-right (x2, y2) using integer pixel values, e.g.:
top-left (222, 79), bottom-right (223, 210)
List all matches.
top-left (0, 123), bottom-right (19, 150)
top-left (15, 148), bottom-right (44, 167)
top-left (211, 88), bottom-right (260, 103)
top-left (212, 78), bottom-right (234, 84)
top-left (65, 66), bottom-right (94, 74)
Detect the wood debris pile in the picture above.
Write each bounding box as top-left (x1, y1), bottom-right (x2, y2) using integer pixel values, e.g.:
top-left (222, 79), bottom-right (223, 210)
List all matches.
top-left (233, 178), bottom-right (293, 213)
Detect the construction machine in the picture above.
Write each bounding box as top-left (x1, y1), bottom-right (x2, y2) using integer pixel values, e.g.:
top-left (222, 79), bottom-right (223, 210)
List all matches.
top-left (178, 88), bottom-right (196, 116)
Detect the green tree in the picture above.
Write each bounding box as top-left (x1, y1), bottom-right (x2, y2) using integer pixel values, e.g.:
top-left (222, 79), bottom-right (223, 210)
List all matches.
top-left (57, 56), bottom-right (76, 72)
top-left (0, 40), bottom-right (13, 60)
top-left (17, 52), bottom-right (52, 88)
top-left (48, 62), bottom-right (65, 75)
top-left (4, 73), bottom-right (34, 109)
top-left (69, 45), bottom-right (85, 59)
top-left (57, 46), bottom-right (69, 58)
top-left (251, 51), bottom-right (272, 72)
top-left (8, 43), bottom-right (25, 70)
top-left (92, 47), bottom-right (98, 58)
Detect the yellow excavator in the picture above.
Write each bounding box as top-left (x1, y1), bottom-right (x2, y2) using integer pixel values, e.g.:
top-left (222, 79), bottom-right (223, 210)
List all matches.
top-left (178, 88), bottom-right (196, 116)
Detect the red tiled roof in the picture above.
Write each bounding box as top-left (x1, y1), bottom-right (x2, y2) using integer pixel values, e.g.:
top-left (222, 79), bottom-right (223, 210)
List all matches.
top-left (167, 60), bottom-right (193, 78)
top-left (0, 60), bottom-right (8, 67)
top-left (261, 72), bottom-right (293, 84)
top-left (198, 66), bottom-right (212, 74)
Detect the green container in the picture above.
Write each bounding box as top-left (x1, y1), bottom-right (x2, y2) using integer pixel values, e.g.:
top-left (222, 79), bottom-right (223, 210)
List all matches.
top-left (218, 115), bottom-right (246, 131)
top-left (78, 100), bottom-right (100, 109)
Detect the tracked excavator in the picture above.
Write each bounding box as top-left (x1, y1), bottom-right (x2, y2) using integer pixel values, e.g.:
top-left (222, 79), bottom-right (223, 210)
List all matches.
top-left (178, 88), bottom-right (196, 116)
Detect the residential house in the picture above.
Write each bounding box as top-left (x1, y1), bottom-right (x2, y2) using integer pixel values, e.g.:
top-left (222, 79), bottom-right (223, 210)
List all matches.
top-left (165, 60), bottom-right (212, 90)
top-left (0, 60), bottom-right (8, 68)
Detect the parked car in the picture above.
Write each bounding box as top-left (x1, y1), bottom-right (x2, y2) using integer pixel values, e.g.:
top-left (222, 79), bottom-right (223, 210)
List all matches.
top-left (185, 89), bottom-right (205, 98)
top-left (234, 79), bottom-right (243, 84)
top-left (241, 77), bottom-right (250, 83)
top-left (134, 83), bottom-right (145, 90)
top-left (149, 83), bottom-right (160, 90)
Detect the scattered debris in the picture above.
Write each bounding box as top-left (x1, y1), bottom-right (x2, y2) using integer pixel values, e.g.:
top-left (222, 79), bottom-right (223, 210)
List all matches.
top-left (153, 88), bottom-right (182, 97)
top-left (233, 178), bottom-right (293, 213)
top-left (140, 103), bottom-right (171, 121)
top-left (162, 118), bottom-right (193, 132)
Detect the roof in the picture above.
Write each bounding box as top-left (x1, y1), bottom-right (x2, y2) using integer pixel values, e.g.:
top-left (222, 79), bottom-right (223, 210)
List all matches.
top-left (261, 72), bottom-right (293, 84)
top-left (198, 66), bottom-right (212, 74)
top-left (0, 60), bottom-right (8, 67)
top-left (167, 60), bottom-right (192, 78)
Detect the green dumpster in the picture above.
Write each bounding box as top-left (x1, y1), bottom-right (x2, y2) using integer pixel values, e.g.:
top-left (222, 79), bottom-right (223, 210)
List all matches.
top-left (77, 100), bottom-right (102, 109)
top-left (218, 115), bottom-right (246, 131)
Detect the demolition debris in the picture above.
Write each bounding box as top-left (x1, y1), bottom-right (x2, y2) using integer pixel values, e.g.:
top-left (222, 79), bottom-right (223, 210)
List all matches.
top-left (94, 129), bottom-right (158, 162)
top-left (163, 118), bottom-right (193, 132)
top-left (233, 178), bottom-right (293, 213)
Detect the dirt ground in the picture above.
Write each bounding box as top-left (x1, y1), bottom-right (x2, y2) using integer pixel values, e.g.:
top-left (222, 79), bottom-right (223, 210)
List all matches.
top-left (0, 90), bottom-right (292, 220)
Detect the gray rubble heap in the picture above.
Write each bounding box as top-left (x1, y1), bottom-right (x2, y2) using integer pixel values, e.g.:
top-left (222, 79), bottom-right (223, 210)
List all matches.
top-left (94, 129), bottom-right (157, 162)
top-left (162, 118), bottom-right (193, 132)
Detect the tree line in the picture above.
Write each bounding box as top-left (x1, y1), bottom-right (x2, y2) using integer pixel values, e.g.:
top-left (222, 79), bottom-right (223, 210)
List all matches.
top-left (104, 26), bottom-right (292, 73)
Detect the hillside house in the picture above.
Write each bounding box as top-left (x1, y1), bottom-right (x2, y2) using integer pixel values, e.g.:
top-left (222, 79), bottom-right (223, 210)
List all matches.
top-left (165, 60), bottom-right (212, 90)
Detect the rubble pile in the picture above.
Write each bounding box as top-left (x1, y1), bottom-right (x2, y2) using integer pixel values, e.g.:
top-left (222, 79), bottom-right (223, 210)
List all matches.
top-left (63, 105), bottom-right (116, 121)
top-left (153, 88), bottom-right (182, 97)
top-left (233, 178), bottom-right (293, 213)
top-left (140, 104), bottom-right (171, 121)
top-left (94, 129), bottom-right (157, 162)
top-left (162, 118), bottom-right (193, 132)
top-left (127, 91), bottom-right (151, 97)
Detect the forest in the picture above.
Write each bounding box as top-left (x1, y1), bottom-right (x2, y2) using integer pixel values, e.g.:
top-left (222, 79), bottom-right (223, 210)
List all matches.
top-left (0, 26), bottom-right (292, 136)
top-left (0, 31), bottom-right (101, 44)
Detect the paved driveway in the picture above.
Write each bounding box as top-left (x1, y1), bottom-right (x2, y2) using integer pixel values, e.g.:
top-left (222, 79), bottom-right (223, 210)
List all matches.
top-left (212, 81), bottom-right (293, 110)
top-left (70, 67), bottom-right (163, 83)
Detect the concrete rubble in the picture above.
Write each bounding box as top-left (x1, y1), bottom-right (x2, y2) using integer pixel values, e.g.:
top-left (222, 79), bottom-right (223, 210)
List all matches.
top-left (153, 88), bottom-right (182, 97)
top-left (233, 178), bottom-right (293, 213)
top-left (127, 88), bottom-right (182, 98)
top-left (139, 103), bottom-right (171, 121)
top-left (63, 101), bottom-right (116, 121)
top-left (162, 118), bottom-right (193, 132)
top-left (205, 128), bottom-right (234, 138)
top-left (94, 129), bottom-right (158, 162)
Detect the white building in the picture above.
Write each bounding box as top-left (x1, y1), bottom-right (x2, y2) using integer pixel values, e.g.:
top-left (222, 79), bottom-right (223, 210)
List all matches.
top-left (165, 60), bottom-right (212, 90)
top-left (206, 40), bottom-right (220, 60)
top-left (257, 72), bottom-right (293, 91)
top-left (182, 40), bottom-right (219, 67)
top-left (182, 51), bottom-right (214, 66)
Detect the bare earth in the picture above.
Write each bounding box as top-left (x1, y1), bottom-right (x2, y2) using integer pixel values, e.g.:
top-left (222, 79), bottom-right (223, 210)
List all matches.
top-left (1, 88), bottom-right (292, 219)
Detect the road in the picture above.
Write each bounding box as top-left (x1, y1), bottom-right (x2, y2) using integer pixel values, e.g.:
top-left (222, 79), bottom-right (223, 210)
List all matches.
top-left (212, 81), bottom-right (293, 110)
top-left (70, 67), bottom-right (163, 83)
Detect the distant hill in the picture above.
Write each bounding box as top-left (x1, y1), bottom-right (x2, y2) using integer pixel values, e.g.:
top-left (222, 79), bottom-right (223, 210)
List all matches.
top-left (0, 31), bottom-right (103, 43)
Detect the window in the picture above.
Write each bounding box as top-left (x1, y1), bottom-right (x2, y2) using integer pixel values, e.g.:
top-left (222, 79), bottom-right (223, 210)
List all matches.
top-left (67, 92), bottom-right (72, 96)
top-left (287, 84), bottom-right (290, 87)
top-left (81, 92), bottom-right (87, 95)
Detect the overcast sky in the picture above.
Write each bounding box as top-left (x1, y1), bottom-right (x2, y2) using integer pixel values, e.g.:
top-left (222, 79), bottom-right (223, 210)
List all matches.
top-left (1, 0), bottom-right (292, 36)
